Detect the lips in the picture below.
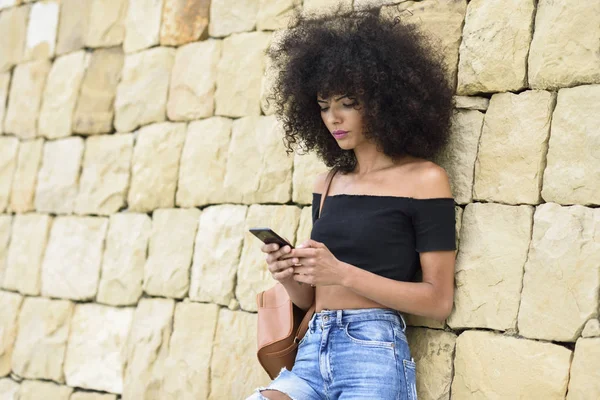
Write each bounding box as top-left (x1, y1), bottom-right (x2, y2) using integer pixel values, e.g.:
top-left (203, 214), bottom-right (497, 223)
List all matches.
top-left (332, 130), bottom-right (348, 139)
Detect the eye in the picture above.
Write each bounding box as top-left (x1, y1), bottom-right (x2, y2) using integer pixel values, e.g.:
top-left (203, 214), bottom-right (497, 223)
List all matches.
top-left (343, 102), bottom-right (357, 108)
top-left (320, 107), bottom-right (329, 112)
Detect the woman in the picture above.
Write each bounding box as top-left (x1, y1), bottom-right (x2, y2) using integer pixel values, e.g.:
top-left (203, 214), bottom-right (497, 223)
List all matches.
top-left (249, 6), bottom-right (456, 400)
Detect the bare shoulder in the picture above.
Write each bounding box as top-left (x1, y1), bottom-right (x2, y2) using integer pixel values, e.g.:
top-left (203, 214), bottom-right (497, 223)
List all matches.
top-left (411, 160), bottom-right (452, 199)
top-left (313, 170), bottom-right (332, 195)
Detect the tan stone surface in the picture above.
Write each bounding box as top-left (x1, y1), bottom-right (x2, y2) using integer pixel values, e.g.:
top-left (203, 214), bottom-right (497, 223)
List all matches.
top-left (0, 378), bottom-right (19, 400)
top-left (176, 117), bottom-right (232, 207)
top-left (86, 0), bottom-right (128, 48)
top-left (582, 319), bottom-right (600, 338)
top-left (159, 0), bottom-right (210, 46)
top-left (260, 46), bottom-right (277, 116)
top-left (56, 0), bottom-right (92, 55)
top-left (24, 0), bottom-right (59, 60)
top-left (0, 216), bottom-right (10, 286)
top-left (123, 298), bottom-right (174, 400)
top-left (303, 0), bottom-right (351, 14)
top-left (455, 205), bottom-right (463, 249)
top-left (452, 331), bottom-right (571, 399)
top-left (128, 122), bottom-right (186, 212)
top-left (18, 381), bottom-right (73, 400)
top-left (34, 137), bottom-right (84, 214)
top-left (73, 47), bottom-right (124, 135)
top-left (189, 205), bottom-right (247, 305)
top-left (542, 85), bottom-right (600, 206)
top-left (236, 205), bottom-right (301, 311)
top-left (0, 137), bottom-right (18, 212)
top-left (0, 5), bottom-right (28, 72)
top-left (216, 32), bottom-right (271, 117)
top-left (0, 0), bottom-right (19, 11)
top-left (162, 302), bottom-right (219, 400)
top-left (3, 214), bottom-right (52, 295)
top-left (453, 95), bottom-right (489, 111)
top-left (0, 291), bottom-right (23, 377)
top-left (70, 393), bottom-right (117, 400)
top-left (209, 0), bottom-right (258, 37)
top-left (97, 213), bottom-right (151, 306)
top-left (292, 152), bottom-right (329, 205)
top-left (257, 0), bottom-right (299, 30)
top-left (75, 134), bottom-right (133, 216)
top-left (144, 208), bottom-right (200, 299)
top-left (0, 72), bottom-right (9, 133)
top-left (474, 91), bottom-right (555, 204)
top-left (354, 0), bottom-right (404, 10)
top-left (41, 216), bottom-right (108, 301)
top-left (404, 314), bottom-right (444, 330)
top-left (38, 51), bottom-right (88, 139)
top-left (12, 297), bottom-right (74, 382)
top-left (64, 304), bottom-right (134, 394)
top-left (115, 47), bottom-right (175, 132)
top-left (209, 309), bottom-right (270, 400)
top-left (223, 116), bottom-right (293, 203)
top-left (447, 203), bottom-right (533, 331)
top-left (9, 138), bottom-right (43, 213)
top-left (296, 206), bottom-right (313, 246)
top-left (123, 0), bottom-right (163, 53)
top-left (518, 204), bottom-right (600, 342)
top-left (3, 60), bottom-right (51, 139)
top-left (567, 338), bottom-right (600, 399)
top-left (457, 0), bottom-right (534, 95)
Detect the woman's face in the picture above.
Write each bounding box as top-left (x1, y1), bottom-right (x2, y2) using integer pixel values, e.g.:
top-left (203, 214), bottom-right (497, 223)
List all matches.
top-left (317, 94), bottom-right (365, 150)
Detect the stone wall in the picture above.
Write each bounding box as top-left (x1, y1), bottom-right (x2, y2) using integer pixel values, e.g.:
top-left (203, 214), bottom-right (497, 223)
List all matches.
top-left (0, 0), bottom-right (599, 399)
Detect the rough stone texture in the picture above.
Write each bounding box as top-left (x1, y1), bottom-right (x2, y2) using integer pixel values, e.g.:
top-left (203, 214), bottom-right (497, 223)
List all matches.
top-left (97, 213), bottom-right (151, 306)
top-left (0, 216), bottom-right (10, 286)
top-left (11, 297), bottom-right (74, 382)
top-left (303, 0), bottom-right (351, 14)
top-left (457, 0), bottom-right (534, 95)
top-left (128, 122), bottom-right (186, 212)
top-left (567, 338), bottom-right (600, 399)
top-left (0, 378), bottom-right (19, 400)
top-left (447, 203), bottom-right (533, 331)
top-left (189, 205), bottom-right (247, 306)
top-left (167, 40), bottom-right (221, 121)
top-left (518, 204), bottom-right (600, 342)
top-left (455, 205), bottom-right (463, 249)
top-left (34, 137), bottom-right (84, 214)
top-left (0, 5), bottom-right (28, 72)
top-left (0, 72), bottom-right (9, 133)
top-left (9, 138), bottom-right (43, 213)
top-left (0, 137), bottom-right (18, 212)
top-left (529, 0), bottom-right (600, 90)
top-left (354, 0), bottom-right (405, 10)
top-left (38, 51), bottom-right (88, 139)
top-left (236, 205), bottom-right (301, 311)
top-left (24, 0), bottom-right (59, 60)
top-left (56, 0), bottom-right (92, 56)
top-left (260, 45), bottom-right (277, 116)
top-left (582, 319), bottom-right (600, 338)
top-left (123, 298), bottom-right (174, 400)
top-left (18, 381), bottom-right (73, 400)
top-left (209, 309), bottom-right (270, 399)
top-left (160, 0), bottom-right (210, 46)
top-left (209, 0), bottom-right (258, 37)
top-left (296, 206), bottom-right (313, 247)
top-left (404, 314), bottom-right (445, 331)
top-left (70, 393), bottom-right (117, 400)
top-left (542, 85), bottom-right (600, 206)
top-left (0, 0), bottom-right (19, 10)
top-left (75, 134), bottom-right (134, 216)
top-left (474, 91), bottom-right (555, 204)
top-left (215, 32), bottom-right (271, 117)
top-left (257, 0), bottom-right (299, 30)
top-left (161, 303), bottom-right (219, 400)
top-left (124, 0), bottom-right (163, 53)
top-left (292, 152), bottom-right (329, 205)
top-left (452, 331), bottom-right (571, 399)
top-left (453, 95), bottom-right (489, 111)
top-left (114, 47), bottom-right (175, 132)
top-left (0, 291), bottom-right (23, 377)
top-left (3, 214), bottom-right (52, 295)
top-left (41, 216), bottom-right (108, 301)
top-left (64, 304), bottom-right (134, 394)
top-left (144, 208), bottom-right (200, 299)
top-left (176, 117), bottom-right (232, 207)
top-left (3, 60), bottom-right (51, 139)
top-left (73, 47), bottom-right (124, 135)
top-left (86, 0), bottom-right (128, 48)
top-left (223, 116), bottom-right (293, 203)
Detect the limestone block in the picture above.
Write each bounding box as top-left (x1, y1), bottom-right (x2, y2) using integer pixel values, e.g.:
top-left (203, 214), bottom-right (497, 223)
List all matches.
top-left (86, 0), bottom-right (128, 48)
top-left (56, 0), bottom-right (92, 55)
top-left (4, 60), bottom-right (51, 139)
top-left (24, 0), bottom-right (59, 60)
top-left (209, 0), bottom-right (259, 37)
top-left (0, 5), bottom-right (28, 72)
top-left (161, 303), bottom-right (219, 400)
top-left (3, 214), bottom-right (52, 295)
top-left (0, 0), bottom-right (19, 11)
top-left (209, 310), bottom-right (270, 400)
top-left (124, 0), bottom-right (163, 53)
top-left (404, 314), bottom-right (444, 330)
top-left (189, 205), bottom-right (247, 305)
top-left (167, 40), bottom-right (221, 121)
top-left (456, 0), bottom-right (534, 95)
top-left (159, 0), bottom-right (210, 46)
top-left (296, 206), bottom-right (313, 246)
top-left (0, 378), bottom-right (19, 400)
top-left (0, 291), bottom-right (23, 377)
top-left (216, 32), bottom-right (271, 117)
top-left (582, 319), bottom-right (600, 338)
top-left (114, 47), bottom-right (175, 132)
top-left (529, 0), bottom-right (600, 90)
top-left (0, 72), bottom-right (9, 133)
top-left (38, 51), bottom-right (88, 139)
top-left (176, 117), bottom-right (233, 207)
top-left (123, 298), bottom-right (174, 400)
top-left (223, 116), bottom-right (293, 204)
top-left (567, 338), bottom-right (600, 399)
top-left (0, 216), bottom-right (10, 286)
top-left (70, 393), bottom-right (117, 400)
top-left (236, 205), bottom-right (301, 311)
top-left (34, 137), bottom-right (84, 214)
top-left (73, 47), bottom-right (124, 135)
top-left (292, 152), bottom-right (329, 205)
top-left (453, 95), bottom-right (489, 111)
top-left (18, 381), bottom-right (73, 400)
top-left (435, 109), bottom-right (483, 205)
top-left (41, 216), bottom-right (108, 301)
top-left (518, 204), bottom-right (600, 342)
top-left (9, 138), bottom-right (43, 213)
top-left (11, 297), bottom-right (74, 382)
top-left (64, 304), bottom-right (134, 394)
top-left (0, 137), bottom-right (18, 212)
top-left (128, 122), bottom-right (186, 212)
top-left (257, 0), bottom-right (299, 30)
top-left (75, 134), bottom-right (134, 216)
top-left (447, 203), bottom-right (533, 331)
top-left (260, 47), bottom-right (277, 116)
top-left (455, 205), bottom-right (462, 249)
top-left (453, 331), bottom-right (571, 399)
top-left (303, 0), bottom-right (351, 14)
top-left (97, 213), bottom-right (151, 306)
top-left (542, 85), bottom-right (600, 205)
top-left (474, 91), bottom-right (555, 204)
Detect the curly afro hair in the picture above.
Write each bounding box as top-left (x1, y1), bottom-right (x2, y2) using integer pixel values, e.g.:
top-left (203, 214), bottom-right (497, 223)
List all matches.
top-left (266, 7), bottom-right (455, 173)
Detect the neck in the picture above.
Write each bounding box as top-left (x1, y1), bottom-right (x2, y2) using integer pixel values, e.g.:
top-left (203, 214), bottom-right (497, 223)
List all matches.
top-left (352, 143), bottom-right (404, 176)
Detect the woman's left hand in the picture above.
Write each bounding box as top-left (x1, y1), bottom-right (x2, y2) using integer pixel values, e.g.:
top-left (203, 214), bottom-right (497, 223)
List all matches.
top-left (289, 239), bottom-right (347, 286)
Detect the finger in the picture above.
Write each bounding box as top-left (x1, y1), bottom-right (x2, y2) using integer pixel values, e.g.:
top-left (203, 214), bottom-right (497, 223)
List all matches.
top-left (273, 268), bottom-right (294, 281)
top-left (298, 239), bottom-right (323, 249)
top-left (269, 257), bottom-right (299, 273)
top-left (292, 265), bottom-right (312, 275)
top-left (292, 272), bottom-right (314, 286)
top-left (261, 243), bottom-right (279, 253)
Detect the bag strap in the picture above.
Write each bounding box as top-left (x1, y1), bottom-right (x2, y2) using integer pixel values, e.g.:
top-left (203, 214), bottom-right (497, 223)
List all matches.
top-left (317, 167), bottom-right (339, 219)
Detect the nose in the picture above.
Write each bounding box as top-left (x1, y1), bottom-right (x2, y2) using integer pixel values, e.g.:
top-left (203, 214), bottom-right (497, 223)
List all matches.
top-left (326, 108), bottom-right (342, 126)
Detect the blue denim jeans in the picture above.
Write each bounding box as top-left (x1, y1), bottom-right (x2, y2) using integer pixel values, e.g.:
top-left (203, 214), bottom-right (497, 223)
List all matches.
top-left (249, 308), bottom-right (417, 400)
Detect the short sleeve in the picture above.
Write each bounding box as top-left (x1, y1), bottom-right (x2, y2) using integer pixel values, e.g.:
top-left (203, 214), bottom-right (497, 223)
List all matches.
top-left (312, 193), bottom-right (321, 224)
top-left (411, 199), bottom-right (456, 252)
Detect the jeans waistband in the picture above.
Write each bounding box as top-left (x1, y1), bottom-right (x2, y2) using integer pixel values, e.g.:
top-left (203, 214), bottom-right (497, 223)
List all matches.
top-left (310, 308), bottom-right (407, 331)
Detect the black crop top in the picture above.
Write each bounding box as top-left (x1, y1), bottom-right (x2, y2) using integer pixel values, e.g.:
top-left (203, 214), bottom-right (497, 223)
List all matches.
top-left (310, 193), bottom-right (456, 282)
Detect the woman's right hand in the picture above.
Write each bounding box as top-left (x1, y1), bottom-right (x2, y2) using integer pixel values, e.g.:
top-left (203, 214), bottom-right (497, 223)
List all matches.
top-left (262, 243), bottom-right (299, 283)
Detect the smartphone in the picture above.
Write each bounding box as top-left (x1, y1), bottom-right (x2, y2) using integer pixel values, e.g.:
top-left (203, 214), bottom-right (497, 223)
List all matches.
top-left (249, 228), bottom-right (294, 249)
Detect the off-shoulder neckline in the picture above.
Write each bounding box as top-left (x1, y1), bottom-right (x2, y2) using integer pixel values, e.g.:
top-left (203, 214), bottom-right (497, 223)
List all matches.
top-left (312, 192), bottom-right (454, 201)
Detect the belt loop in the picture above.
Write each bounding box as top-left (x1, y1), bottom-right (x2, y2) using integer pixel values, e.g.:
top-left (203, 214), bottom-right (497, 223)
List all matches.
top-left (336, 309), bottom-right (343, 327)
top-left (398, 312), bottom-right (407, 332)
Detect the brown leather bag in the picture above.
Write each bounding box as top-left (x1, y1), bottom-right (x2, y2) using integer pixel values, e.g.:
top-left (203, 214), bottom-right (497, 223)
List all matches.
top-left (256, 168), bottom-right (338, 379)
